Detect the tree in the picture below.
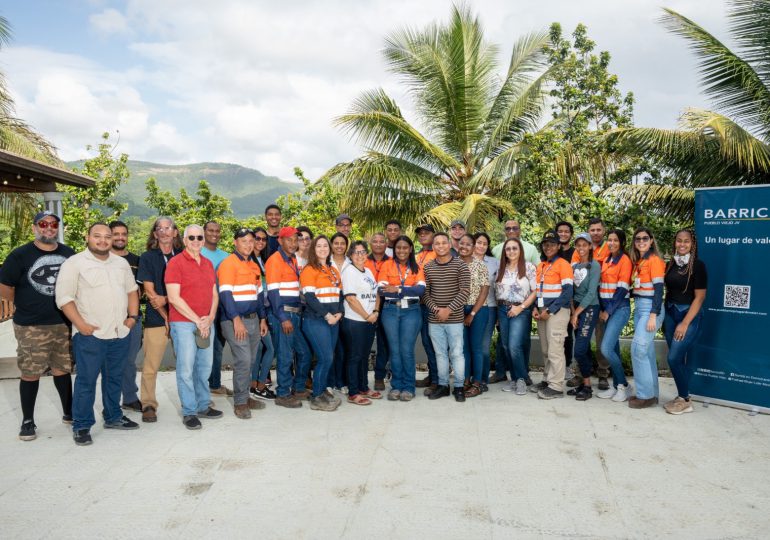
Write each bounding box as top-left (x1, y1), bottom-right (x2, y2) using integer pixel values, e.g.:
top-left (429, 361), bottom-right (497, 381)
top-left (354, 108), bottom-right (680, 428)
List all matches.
top-left (323, 4), bottom-right (550, 232)
top-left (62, 132), bottom-right (130, 250)
top-left (607, 0), bottom-right (770, 220)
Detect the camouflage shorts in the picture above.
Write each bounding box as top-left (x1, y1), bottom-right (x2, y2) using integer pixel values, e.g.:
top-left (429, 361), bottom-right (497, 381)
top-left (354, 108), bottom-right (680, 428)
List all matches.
top-left (13, 323), bottom-right (73, 377)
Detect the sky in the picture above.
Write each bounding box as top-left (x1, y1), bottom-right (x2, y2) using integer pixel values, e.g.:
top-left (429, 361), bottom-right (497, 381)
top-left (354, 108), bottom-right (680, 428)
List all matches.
top-left (1, 0), bottom-right (730, 181)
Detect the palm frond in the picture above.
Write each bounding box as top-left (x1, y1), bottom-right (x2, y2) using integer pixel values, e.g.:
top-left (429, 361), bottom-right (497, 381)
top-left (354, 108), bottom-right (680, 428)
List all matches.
top-left (605, 183), bottom-right (695, 221)
top-left (727, 0), bottom-right (770, 84)
top-left (661, 7), bottom-right (770, 138)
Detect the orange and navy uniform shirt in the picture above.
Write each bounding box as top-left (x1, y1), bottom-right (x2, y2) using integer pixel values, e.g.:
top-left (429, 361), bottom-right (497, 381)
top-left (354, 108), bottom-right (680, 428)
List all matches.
top-left (299, 263), bottom-right (343, 319)
top-left (599, 253), bottom-right (633, 315)
top-left (217, 252), bottom-right (266, 321)
top-left (571, 241), bottom-right (610, 265)
top-left (377, 258), bottom-right (426, 302)
top-left (265, 248), bottom-right (301, 322)
top-left (632, 252), bottom-right (665, 315)
top-left (365, 254), bottom-right (390, 282)
top-left (416, 248), bottom-right (436, 268)
top-left (535, 256), bottom-right (573, 313)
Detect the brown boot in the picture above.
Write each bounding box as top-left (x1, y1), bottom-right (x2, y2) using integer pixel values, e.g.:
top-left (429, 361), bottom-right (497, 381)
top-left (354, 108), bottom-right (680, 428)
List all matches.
top-left (374, 379), bottom-right (386, 391)
top-left (275, 395), bottom-right (302, 408)
top-left (423, 383), bottom-right (438, 397)
top-left (293, 389), bottom-right (311, 400)
top-left (234, 404), bottom-right (251, 419)
top-left (141, 406), bottom-right (157, 423)
top-left (248, 398), bottom-right (266, 410)
top-left (415, 375), bottom-right (430, 388)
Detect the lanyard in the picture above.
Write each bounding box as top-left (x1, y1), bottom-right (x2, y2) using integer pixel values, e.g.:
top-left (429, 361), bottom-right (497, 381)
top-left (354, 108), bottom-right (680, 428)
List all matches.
top-left (538, 258), bottom-right (557, 296)
top-left (395, 261), bottom-right (410, 287)
top-left (162, 248), bottom-right (175, 265)
top-left (286, 255), bottom-right (300, 278)
top-left (320, 265), bottom-right (340, 288)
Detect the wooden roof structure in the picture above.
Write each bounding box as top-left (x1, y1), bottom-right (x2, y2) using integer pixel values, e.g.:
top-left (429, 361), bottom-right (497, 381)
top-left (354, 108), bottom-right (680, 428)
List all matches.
top-left (0, 148), bottom-right (94, 193)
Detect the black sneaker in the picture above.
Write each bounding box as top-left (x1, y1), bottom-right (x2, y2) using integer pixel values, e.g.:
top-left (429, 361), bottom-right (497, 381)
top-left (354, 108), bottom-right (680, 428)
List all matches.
top-left (567, 384), bottom-right (584, 396)
top-left (525, 376), bottom-right (533, 386)
top-left (73, 429), bottom-right (93, 446)
top-left (597, 377), bottom-right (610, 391)
top-left (183, 415), bottom-right (202, 430)
top-left (453, 387), bottom-right (466, 403)
top-left (428, 385), bottom-right (450, 400)
top-left (250, 386), bottom-right (276, 400)
top-left (104, 415), bottom-right (140, 430)
top-left (19, 420), bottom-right (37, 441)
top-left (121, 400), bottom-right (143, 412)
top-left (62, 414), bottom-right (73, 425)
top-left (575, 386), bottom-right (593, 401)
top-left (480, 383), bottom-right (489, 393)
top-left (198, 407), bottom-right (223, 419)
top-left (537, 386), bottom-right (564, 400)
top-left (529, 381), bottom-right (548, 394)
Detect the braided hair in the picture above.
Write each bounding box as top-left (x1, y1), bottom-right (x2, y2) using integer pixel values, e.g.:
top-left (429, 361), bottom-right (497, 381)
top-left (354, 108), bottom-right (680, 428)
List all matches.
top-left (665, 228), bottom-right (698, 293)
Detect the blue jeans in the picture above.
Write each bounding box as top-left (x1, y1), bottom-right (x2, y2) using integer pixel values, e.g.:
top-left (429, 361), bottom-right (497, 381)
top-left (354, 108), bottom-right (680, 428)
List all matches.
top-left (303, 317), bottom-right (339, 398)
top-left (631, 298), bottom-right (664, 399)
top-left (119, 318), bottom-right (141, 404)
top-left (342, 318), bottom-right (376, 397)
top-left (72, 333), bottom-right (129, 432)
top-left (268, 311), bottom-right (311, 398)
top-left (599, 304), bottom-right (631, 388)
top-left (208, 315), bottom-right (226, 390)
top-left (481, 306), bottom-right (496, 383)
top-left (429, 323), bottom-right (465, 388)
top-left (420, 304), bottom-right (438, 384)
top-left (573, 306), bottom-right (599, 378)
top-left (463, 305), bottom-right (489, 383)
top-left (497, 305), bottom-right (532, 381)
top-left (374, 320), bottom-right (389, 381)
top-left (327, 332), bottom-right (346, 389)
top-left (380, 303), bottom-right (421, 393)
top-left (664, 303), bottom-right (703, 399)
top-left (170, 322), bottom-right (215, 416)
top-left (251, 331), bottom-right (275, 383)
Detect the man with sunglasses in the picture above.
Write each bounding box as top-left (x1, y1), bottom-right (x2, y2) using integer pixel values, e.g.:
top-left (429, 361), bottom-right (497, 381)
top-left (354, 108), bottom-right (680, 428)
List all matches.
top-left (1, 211), bottom-right (75, 441)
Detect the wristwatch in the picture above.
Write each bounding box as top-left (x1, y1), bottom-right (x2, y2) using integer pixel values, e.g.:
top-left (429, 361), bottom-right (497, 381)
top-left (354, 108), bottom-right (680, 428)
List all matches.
top-left (129, 314), bottom-right (141, 321)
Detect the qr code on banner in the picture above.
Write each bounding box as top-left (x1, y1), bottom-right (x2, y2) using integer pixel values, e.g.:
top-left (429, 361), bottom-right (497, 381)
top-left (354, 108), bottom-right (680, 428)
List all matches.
top-left (724, 284), bottom-right (751, 309)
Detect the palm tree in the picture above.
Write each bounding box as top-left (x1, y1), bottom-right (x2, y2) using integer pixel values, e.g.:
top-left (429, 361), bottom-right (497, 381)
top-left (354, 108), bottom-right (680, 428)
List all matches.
top-left (0, 14), bottom-right (61, 239)
top-left (323, 4), bottom-right (550, 232)
top-left (607, 0), bottom-right (770, 220)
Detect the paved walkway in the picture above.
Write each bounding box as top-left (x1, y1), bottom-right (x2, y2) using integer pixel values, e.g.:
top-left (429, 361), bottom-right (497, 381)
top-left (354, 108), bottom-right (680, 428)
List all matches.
top-left (0, 371), bottom-right (768, 539)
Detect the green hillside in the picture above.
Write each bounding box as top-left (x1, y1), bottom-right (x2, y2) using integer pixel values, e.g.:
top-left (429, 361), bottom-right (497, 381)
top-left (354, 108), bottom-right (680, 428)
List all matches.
top-left (67, 160), bottom-right (301, 218)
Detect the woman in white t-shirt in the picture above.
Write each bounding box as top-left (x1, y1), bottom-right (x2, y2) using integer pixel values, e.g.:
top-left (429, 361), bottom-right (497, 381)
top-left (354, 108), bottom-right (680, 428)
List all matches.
top-left (341, 240), bottom-right (383, 405)
top-left (474, 232), bottom-right (498, 391)
top-left (495, 238), bottom-right (537, 395)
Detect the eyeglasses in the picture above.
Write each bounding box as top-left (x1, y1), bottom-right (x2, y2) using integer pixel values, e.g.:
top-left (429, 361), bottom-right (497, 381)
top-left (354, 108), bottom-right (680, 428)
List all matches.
top-left (255, 236), bottom-right (267, 242)
top-left (505, 226), bottom-right (520, 232)
top-left (634, 236), bottom-right (651, 242)
top-left (155, 226), bottom-right (174, 232)
top-left (298, 236), bottom-right (311, 242)
top-left (352, 250), bottom-right (367, 256)
top-left (504, 246), bottom-right (518, 251)
top-left (187, 235), bottom-right (204, 241)
top-left (36, 221), bottom-right (59, 229)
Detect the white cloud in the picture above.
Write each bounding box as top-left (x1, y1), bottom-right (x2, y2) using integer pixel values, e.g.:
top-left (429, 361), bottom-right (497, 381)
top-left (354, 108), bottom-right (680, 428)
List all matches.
top-left (2, 0), bottom-right (730, 180)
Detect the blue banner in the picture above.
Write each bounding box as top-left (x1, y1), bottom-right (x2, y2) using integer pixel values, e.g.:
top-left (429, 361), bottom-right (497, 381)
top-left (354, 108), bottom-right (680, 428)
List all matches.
top-left (692, 185), bottom-right (770, 411)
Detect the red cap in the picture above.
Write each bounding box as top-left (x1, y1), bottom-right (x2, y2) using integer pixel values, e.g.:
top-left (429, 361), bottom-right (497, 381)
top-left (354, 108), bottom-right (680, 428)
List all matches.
top-left (278, 226), bottom-right (299, 239)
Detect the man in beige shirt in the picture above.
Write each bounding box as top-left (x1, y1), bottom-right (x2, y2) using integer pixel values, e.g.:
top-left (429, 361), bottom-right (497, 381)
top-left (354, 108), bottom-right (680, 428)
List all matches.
top-left (56, 223), bottom-right (141, 446)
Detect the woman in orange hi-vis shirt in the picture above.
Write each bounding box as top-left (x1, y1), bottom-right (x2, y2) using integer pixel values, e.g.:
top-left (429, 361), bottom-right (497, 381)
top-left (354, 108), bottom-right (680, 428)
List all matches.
top-left (299, 235), bottom-right (343, 412)
top-left (596, 229), bottom-right (633, 403)
top-left (628, 227), bottom-right (666, 409)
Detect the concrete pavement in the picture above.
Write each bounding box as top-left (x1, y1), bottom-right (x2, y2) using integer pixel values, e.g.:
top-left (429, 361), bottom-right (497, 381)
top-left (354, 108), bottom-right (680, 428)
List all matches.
top-left (0, 371), bottom-right (768, 539)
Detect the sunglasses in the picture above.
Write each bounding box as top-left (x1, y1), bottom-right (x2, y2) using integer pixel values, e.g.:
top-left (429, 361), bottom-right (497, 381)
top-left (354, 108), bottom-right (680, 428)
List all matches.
top-left (187, 235), bottom-right (204, 241)
top-left (634, 236), bottom-right (651, 242)
top-left (255, 236), bottom-right (267, 242)
top-left (37, 221), bottom-right (59, 229)
top-left (505, 226), bottom-right (520, 232)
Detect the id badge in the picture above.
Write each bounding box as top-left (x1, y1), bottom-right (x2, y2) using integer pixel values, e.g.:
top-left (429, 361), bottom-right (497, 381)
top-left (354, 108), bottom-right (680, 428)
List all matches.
top-left (401, 298), bottom-right (408, 309)
top-left (634, 277), bottom-right (640, 288)
top-left (537, 297), bottom-right (544, 308)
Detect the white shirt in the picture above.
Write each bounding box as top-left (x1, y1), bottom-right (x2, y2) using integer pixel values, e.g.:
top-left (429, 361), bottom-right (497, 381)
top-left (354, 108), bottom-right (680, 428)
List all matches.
top-left (495, 262), bottom-right (537, 305)
top-left (341, 264), bottom-right (378, 322)
top-left (479, 255), bottom-right (499, 307)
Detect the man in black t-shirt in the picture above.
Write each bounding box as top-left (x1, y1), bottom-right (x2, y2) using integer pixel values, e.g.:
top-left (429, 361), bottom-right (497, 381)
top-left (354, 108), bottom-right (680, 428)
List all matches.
top-left (136, 216), bottom-right (182, 422)
top-left (110, 221), bottom-right (143, 413)
top-left (0, 211), bottom-right (75, 441)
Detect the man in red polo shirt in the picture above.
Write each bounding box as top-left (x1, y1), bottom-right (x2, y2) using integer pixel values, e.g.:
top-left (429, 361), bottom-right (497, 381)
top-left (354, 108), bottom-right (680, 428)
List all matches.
top-left (165, 224), bottom-right (223, 430)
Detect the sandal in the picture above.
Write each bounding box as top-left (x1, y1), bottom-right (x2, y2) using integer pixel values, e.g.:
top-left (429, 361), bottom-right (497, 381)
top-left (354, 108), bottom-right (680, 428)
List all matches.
top-left (465, 382), bottom-right (482, 398)
top-left (347, 394), bottom-right (372, 406)
top-left (361, 389), bottom-right (382, 400)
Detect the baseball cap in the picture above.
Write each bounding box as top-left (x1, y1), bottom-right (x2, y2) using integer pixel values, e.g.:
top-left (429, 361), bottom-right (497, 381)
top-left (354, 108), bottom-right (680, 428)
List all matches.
top-left (574, 232), bottom-right (591, 244)
top-left (33, 211), bottom-right (60, 224)
top-left (335, 213), bottom-right (353, 226)
top-left (415, 224), bottom-right (435, 234)
top-left (450, 219), bottom-right (466, 229)
top-left (540, 230), bottom-right (559, 245)
top-left (278, 226), bottom-right (299, 239)
top-left (234, 227), bottom-right (255, 240)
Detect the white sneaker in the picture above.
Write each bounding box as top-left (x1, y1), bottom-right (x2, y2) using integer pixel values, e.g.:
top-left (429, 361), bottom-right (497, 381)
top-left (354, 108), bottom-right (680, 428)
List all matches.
top-left (596, 387), bottom-right (617, 399)
top-left (612, 384), bottom-right (629, 402)
top-left (514, 379), bottom-right (527, 395)
top-left (501, 381), bottom-right (516, 392)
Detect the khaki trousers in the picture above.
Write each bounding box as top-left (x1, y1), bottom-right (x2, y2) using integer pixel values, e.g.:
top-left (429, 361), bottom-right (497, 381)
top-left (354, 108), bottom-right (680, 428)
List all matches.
top-left (140, 326), bottom-right (169, 409)
top-left (594, 319), bottom-right (610, 378)
top-left (537, 307), bottom-right (570, 392)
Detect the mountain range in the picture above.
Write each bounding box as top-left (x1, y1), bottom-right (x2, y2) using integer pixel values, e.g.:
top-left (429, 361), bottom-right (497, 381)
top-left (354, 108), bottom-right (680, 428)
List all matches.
top-left (67, 160), bottom-right (301, 218)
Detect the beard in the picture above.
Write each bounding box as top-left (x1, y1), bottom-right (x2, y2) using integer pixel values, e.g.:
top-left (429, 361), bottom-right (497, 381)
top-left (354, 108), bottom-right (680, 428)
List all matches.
top-left (35, 232), bottom-right (57, 245)
top-left (112, 240), bottom-right (127, 250)
top-left (87, 246), bottom-right (111, 257)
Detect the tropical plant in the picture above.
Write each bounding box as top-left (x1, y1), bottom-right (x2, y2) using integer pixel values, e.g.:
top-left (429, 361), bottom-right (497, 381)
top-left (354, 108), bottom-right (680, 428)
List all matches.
top-left (607, 0), bottom-right (770, 220)
top-left (323, 4), bottom-right (551, 232)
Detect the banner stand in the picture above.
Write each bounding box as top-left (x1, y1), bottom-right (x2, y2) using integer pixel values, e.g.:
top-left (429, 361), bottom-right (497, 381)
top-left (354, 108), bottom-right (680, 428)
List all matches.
top-left (692, 396), bottom-right (768, 416)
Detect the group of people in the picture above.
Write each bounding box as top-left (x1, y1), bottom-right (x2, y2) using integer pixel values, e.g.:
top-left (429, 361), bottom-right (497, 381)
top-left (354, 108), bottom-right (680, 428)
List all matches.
top-left (0, 205), bottom-right (707, 446)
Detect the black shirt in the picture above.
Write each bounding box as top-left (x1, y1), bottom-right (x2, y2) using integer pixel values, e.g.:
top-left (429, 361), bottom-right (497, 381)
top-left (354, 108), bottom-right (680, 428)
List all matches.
top-left (0, 242), bottom-right (75, 326)
top-left (137, 248), bottom-right (177, 327)
top-left (266, 234), bottom-right (280, 260)
top-left (121, 252), bottom-right (140, 280)
top-left (558, 246), bottom-right (575, 262)
top-left (665, 258), bottom-right (707, 305)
